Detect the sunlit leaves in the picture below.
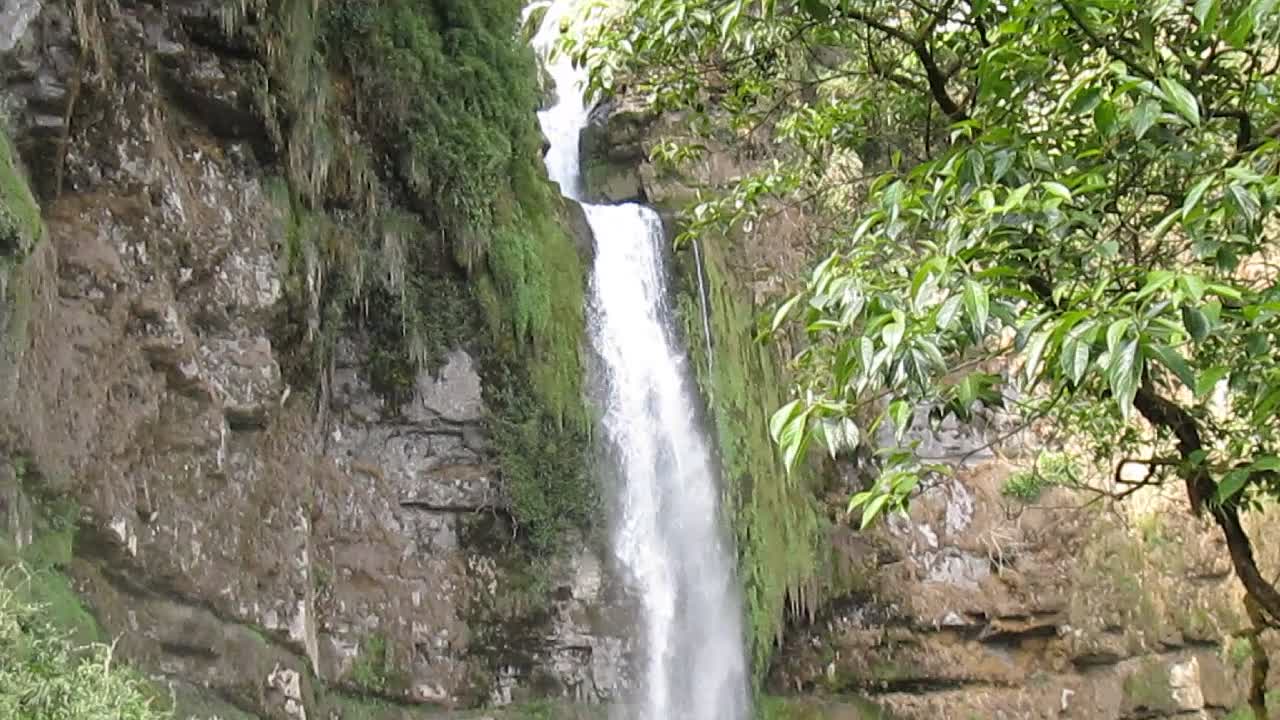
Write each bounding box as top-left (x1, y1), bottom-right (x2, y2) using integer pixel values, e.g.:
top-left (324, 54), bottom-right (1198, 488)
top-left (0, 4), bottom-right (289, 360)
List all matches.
top-left (963, 281), bottom-right (989, 338)
top-left (1157, 77), bottom-right (1200, 126)
top-left (586, 0), bottom-right (1280, 528)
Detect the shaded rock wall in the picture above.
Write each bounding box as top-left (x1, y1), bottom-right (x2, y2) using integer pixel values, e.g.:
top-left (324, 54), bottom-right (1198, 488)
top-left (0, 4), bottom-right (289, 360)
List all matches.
top-left (0, 2), bottom-right (632, 718)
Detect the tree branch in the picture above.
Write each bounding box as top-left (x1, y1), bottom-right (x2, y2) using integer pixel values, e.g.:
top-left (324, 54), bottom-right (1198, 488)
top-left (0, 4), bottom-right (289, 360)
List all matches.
top-left (1211, 108), bottom-right (1254, 152)
top-left (1061, 2), bottom-right (1155, 81)
top-left (838, 9), bottom-right (970, 121)
top-left (1133, 384), bottom-right (1280, 627)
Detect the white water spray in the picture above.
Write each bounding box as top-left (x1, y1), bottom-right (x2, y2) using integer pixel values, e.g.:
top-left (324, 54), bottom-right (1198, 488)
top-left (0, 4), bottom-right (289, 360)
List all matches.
top-left (530, 5), bottom-right (751, 718)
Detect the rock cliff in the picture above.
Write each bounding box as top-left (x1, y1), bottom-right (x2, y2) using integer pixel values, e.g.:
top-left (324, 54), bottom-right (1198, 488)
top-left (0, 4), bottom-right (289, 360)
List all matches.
top-left (1, 2), bottom-right (629, 718)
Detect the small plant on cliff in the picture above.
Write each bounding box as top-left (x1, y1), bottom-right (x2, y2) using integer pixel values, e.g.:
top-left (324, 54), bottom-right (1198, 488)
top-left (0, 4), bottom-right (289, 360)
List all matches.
top-left (1001, 451), bottom-right (1076, 502)
top-left (349, 633), bottom-right (405, 695)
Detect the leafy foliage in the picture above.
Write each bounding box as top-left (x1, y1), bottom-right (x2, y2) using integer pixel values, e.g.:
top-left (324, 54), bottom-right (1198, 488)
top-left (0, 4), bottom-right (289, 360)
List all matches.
top-left (0, 568), bottom-right (166, 719)
top-left (578, 0), bottom-right (1280, 632)
top-left (1000, 450), bottom-right (1078, 502)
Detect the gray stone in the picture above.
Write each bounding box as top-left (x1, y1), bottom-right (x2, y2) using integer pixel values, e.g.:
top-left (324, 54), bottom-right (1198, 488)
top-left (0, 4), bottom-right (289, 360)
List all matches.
top-left (413, 349), bottom-right (485, 423)
top-left (199, 336), bottom-right (283, 428)
top-left (0, 0), bottom-right (41, 53)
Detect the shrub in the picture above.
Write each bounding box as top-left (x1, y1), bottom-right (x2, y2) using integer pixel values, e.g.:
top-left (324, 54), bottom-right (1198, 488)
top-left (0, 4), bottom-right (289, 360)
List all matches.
top-left (1000, 451), bottom-right (1077, 503)
top-left (0, 568), bottom-right (168, 720)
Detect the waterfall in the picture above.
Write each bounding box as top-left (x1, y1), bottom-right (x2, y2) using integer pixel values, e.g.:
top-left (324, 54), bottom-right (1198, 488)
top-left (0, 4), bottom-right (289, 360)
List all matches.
top-left (530, 4), bottom-right (751, 719)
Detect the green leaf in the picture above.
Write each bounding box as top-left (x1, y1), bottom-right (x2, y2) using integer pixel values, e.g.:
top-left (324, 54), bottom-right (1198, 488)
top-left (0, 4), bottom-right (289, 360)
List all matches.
top-left (1227, 183), bottom-right (1260, 223)
top-left (1224, 5), bottom-right (1255, 46)
top-left (1108, 339), bottom-right (1141, 419)
top-left (889, 400), bottom-right (913, 437)
top-left (1136, 270), bottom-right (1175, 301)
top-left (936, 295), bottom-right (963, 331)
top-left (770, 294), bottom-right (804, 333)
top-left (1182, 306), bottom-right (1210, 341)
top-left (1252, 455), bottom-right (1280, 472)
top-left (1069, 86), bottom-right (1103, 115)
top-left (1182, 175), bottom-right (1215, 218)
top-left (820, 417), bottom-right (861, 458)
top-left (1178, 275), bottom-right (1207, 303)
top-left (860, 492), bottom-right (891, 530)
top-left (847, 490), bottom-right (873, 513)
top-left (1195, 366), bottom-right (1228, 398)
top-left (1093, 100), bottom-right (1118, 135)
top-left (1148, 343), bottom-right (1196, 390)
top-left (1206, 283), bottom-right (1243, 302)
top-left (1247, 332), bottom-right (1269, 356)
top-left (1042, 181), bottom-right (1073, 201)
top-left (1193, 0), bottom-right (1218, 24)
top-left (882, 321), bottom-right (905, 353)
top-left (963, 280), bottom-right (990, 336)
top-left (1063, 337), bottom-right (1091, 384)
top-left (1023, 331), bottom-right (1052, 384)
top-left (1131, 99), bottom-right (1161, 140)
top-left (1215, 469), bottom-right (1250, 503)
top-left (860, 336), bottom-right (875, 374)
top-left (779, 410), bottom-right (811, 472)
top-left (769, 399), bottom-right (802, 442)
top-left (1106, 318), bottom-right (1132, 355)
top-left (1158, 77), bottom-right (1200, 125)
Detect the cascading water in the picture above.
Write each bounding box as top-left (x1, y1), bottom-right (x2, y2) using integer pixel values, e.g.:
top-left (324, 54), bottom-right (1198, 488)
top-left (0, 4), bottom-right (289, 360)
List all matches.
top-left (530, 4), bottom-right (751, 718)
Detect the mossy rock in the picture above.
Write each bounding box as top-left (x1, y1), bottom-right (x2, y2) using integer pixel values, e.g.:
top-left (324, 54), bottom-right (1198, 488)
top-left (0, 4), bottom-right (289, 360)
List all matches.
top-left (756, 695), bottom-right (891, 720)
top-left (1121, 658), bottom-right (1178, 715)
top-left (0, 128), bottom-right (42, 260)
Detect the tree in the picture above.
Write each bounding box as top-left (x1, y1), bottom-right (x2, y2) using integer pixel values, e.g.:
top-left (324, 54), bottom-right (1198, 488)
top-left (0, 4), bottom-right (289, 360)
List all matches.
top-left (576, 0), bottom-right (1280, 708)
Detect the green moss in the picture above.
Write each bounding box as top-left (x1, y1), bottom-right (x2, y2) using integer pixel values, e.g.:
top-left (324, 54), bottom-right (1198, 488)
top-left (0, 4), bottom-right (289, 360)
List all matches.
top-left (756, 695), bottom-right (888, 720)
top-left (350, 633), bottom-right (406, 695)
top-left (1, 127), bottom-right (43, 360)
top-left (324, 0), bottom-right (547, 265)
top-left (258, 0), bottom-right (592, 433)
top-left (484, 358), bottom-right (596, 558)
top-left (0, 128), bottom-right (42, 260)
top-left (0, 463), bottom-right (99, 647)
top-left (1122, 658), bottom-right (1174, 712)
top-left (673, 238), bottom-right (826, 681)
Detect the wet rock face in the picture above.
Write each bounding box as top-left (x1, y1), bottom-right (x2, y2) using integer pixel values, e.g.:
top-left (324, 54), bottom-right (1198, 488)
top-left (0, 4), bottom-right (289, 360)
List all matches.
top-left (0, 3), bottom-right (631, 718)
top-left (769, 433), bottom-right (1269, 719)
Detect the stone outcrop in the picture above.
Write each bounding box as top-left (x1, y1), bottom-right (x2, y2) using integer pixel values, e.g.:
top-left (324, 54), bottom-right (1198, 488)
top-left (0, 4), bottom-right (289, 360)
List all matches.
top-left (0, 2), bottom-right (630, 718)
